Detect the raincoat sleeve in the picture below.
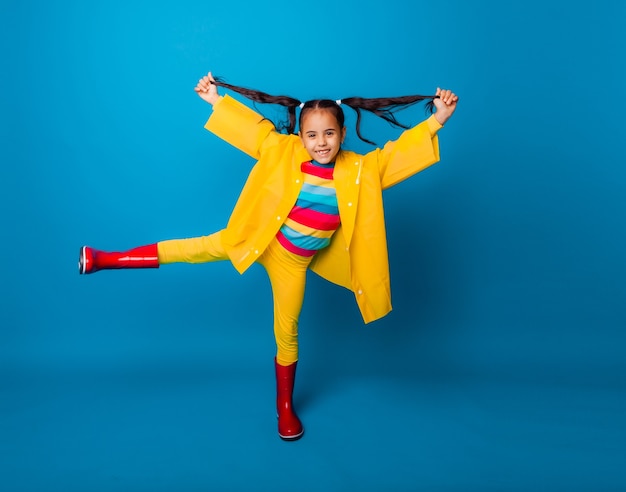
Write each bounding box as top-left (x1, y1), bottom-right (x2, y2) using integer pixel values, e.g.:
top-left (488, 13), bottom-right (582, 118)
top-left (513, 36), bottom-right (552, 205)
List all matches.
top-left (203, 95), bottom-right (282, 159)
top-left (375, 114), bottom-right (443, 190)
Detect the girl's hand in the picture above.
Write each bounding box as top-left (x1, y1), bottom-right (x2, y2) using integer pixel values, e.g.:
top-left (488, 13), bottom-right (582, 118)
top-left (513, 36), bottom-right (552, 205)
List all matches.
top-left (194, 71), bottom-right (220, 105)
top-left (433, 88), bottom-right (459, 125)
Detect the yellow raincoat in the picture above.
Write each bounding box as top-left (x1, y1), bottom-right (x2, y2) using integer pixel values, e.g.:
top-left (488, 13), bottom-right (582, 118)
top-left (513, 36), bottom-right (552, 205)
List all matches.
top-left (205, 95), bottom-right (442, 323)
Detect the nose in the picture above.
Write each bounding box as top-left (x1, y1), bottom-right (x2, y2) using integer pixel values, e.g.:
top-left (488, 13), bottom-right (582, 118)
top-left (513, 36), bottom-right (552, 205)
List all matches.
top-left (317, 134), bottom-right (327, 146)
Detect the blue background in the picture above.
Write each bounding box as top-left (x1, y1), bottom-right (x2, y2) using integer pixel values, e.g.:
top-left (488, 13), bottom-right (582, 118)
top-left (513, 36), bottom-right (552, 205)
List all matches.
top-left (2, 1), bottom-right (625, 490)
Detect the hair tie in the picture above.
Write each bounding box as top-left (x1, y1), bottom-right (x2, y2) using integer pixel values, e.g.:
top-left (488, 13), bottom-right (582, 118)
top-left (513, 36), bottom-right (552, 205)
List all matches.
top-left (336, 99), bottom-right (342, 105)
top-left (298, 102), bottom-right (305, 109)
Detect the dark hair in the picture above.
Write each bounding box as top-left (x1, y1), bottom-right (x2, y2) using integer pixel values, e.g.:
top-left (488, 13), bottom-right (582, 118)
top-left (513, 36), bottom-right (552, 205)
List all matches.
top-left (341, 95), bottom-right (436, 145)
top-left (299, 99), bottom-right (345, 131)
top-left (211, 77), bottom-right (437, 145)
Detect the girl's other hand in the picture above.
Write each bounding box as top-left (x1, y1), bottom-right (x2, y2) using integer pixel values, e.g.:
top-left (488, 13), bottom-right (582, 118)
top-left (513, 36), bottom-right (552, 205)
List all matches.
top-left (194, 71), bottom-right (220, 105)
top-left (433, 88), bottom-right (458, 125)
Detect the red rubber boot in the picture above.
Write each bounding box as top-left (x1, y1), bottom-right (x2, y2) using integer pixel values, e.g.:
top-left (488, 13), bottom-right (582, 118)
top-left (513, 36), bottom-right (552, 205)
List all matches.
top-left (78, 244), bottom-right (159, 274)
top-left (275, 358), bottom-right (304, 441)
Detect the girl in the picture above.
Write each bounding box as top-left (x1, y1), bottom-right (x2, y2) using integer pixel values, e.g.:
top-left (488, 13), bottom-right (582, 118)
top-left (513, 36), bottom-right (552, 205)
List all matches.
top-left (79, 72), bottom-right (458, 441)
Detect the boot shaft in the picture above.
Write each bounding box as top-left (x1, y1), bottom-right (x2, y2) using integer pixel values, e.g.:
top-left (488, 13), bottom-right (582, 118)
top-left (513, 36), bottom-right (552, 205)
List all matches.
top-left (79, 244), bottom-right (160, 274)
top-left (275, 358), bottom-right (298, 397)
top-left (274, 358), bottom-right (303, 440)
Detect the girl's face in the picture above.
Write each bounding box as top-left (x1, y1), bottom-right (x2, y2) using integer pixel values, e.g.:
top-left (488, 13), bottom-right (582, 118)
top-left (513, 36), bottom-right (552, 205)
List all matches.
top-left (299, 109), bottom-right (346, 164)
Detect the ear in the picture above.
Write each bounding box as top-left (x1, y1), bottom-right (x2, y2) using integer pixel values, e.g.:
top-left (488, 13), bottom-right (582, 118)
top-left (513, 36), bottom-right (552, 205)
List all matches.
top-left (341, 126), bottom-right (347, 143)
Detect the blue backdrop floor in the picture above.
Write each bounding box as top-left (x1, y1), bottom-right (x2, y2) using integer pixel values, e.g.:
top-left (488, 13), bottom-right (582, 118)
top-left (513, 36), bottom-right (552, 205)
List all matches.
top-left (2, 357), bottom-right (624, 492)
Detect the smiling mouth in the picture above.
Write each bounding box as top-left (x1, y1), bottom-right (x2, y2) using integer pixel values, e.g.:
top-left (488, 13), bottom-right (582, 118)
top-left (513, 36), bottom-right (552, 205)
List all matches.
top-left (317, 149), bottom-right (331, 156)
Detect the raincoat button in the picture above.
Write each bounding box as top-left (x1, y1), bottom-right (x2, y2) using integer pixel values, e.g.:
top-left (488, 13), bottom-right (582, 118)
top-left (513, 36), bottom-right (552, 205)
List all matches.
top-left (296, 179), bottom-right (300, 184)
top-left (276, 216), bottom-right (281, 221)
top-left (358, 289), bottom-right (363, 295)
top-left (348, 202), bottom-right (353, 207)
top-left (254, 249), bottom-right (259, 255)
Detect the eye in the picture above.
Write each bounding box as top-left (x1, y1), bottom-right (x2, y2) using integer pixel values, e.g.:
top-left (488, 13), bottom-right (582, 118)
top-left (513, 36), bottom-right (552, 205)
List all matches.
top-left (326, 131), bottom-right (335, 136)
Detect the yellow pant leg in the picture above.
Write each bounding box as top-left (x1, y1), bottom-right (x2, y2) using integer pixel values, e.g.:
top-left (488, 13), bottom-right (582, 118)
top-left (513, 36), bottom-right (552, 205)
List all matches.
top-left (259, 238), bottom-right (313, 366)
top-left (157, 230), bottom-right (228, 264)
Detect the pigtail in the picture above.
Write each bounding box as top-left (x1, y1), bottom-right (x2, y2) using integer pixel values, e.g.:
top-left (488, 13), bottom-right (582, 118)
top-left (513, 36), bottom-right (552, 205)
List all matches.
top-left (341, 95), bottom-right (438, 145)
top-left (211, 77), bottom-right (301, 134)
top-left (209, 76), bottom-right (438, 145)
top-left (349, 106), bottom-right (374, 146)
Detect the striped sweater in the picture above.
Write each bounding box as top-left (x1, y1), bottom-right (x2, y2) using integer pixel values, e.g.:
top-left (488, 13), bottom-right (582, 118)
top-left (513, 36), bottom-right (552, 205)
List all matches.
top-left (276, 160), bottom-right (341, 257)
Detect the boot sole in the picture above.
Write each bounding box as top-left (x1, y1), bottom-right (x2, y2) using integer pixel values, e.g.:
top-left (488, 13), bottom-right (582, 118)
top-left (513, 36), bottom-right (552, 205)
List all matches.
top-left (78, 246), bottom-right (87, 274)
top-left (279, 428), bottom-right (304, 441)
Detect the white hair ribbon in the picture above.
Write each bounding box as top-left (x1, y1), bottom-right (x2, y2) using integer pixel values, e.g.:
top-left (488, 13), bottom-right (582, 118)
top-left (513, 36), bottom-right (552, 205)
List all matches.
top-left (336, 99), bottom-right (342, 105)
top-left (299, 102), bottom-right (305, 109)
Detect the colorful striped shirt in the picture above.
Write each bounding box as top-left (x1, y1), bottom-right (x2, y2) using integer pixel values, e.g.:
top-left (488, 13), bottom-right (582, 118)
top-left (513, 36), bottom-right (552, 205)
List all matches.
top-left (276, 160), bottom-right (341, 257)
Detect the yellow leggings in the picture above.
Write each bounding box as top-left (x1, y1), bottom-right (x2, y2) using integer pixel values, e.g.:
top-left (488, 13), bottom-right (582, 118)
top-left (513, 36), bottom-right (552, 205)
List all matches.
top-left (157, 231), bottom-right (312, 365)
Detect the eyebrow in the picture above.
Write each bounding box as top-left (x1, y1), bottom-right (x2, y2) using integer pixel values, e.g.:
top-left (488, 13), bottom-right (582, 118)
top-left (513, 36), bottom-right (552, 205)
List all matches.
top-left (305, 128), bottom-right (337, 134)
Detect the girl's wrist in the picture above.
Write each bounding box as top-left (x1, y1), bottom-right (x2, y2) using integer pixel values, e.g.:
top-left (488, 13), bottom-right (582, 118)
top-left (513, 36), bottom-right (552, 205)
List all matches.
top-left (208, 94), bottom-right (222, 106)
top-left (434, 110), bottom-right (449, 126)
